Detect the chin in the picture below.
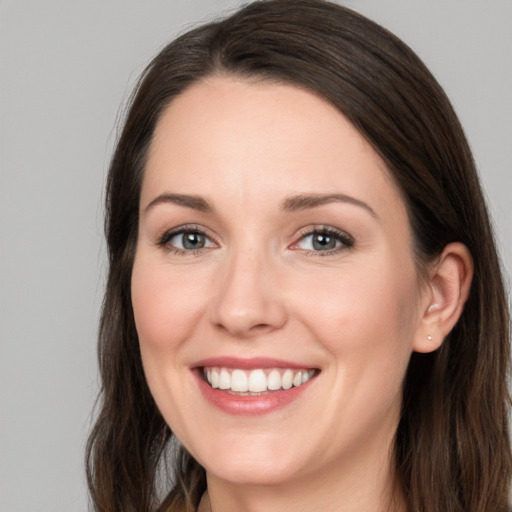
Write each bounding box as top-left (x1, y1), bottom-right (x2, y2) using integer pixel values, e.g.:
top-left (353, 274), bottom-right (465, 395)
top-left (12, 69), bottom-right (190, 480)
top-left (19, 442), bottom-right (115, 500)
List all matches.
top-left (195, 437), bottom-right (308, 486)
top-left (205, 457), bottom-right (300, 487)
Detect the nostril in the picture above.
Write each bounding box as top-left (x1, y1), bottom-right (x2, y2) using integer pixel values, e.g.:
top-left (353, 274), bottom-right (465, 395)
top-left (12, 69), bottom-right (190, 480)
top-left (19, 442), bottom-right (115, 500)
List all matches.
top-left (244, 323), bottom-right (275, 336)
top-left (252, 323), bottom-right (271, 330)
top-left (214, 321), bottom-right (272, 336)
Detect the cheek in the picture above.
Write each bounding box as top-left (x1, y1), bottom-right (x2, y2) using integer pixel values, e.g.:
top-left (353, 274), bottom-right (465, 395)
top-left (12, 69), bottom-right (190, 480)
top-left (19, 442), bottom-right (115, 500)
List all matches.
top-left (130, 253), bottom-right (210, 435)
top-left (131, 254), bottom-right (208, 354)
top-left (291, 260), bottom-right (420, 362)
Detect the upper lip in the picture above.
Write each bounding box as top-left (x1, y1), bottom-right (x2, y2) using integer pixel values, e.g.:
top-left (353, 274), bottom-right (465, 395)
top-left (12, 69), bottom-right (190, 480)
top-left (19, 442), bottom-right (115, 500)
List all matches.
top-left (192, 356), bottom-right (317, 370)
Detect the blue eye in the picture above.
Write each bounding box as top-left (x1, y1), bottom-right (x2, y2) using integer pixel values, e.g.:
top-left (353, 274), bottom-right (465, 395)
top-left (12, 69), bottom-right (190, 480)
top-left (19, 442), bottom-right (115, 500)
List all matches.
top-left (158, 228), bottom-right (215, 253)
top-left (171, 231), bottom-right (207, 250)
top-left (294, 228), bottom-right (353, 253)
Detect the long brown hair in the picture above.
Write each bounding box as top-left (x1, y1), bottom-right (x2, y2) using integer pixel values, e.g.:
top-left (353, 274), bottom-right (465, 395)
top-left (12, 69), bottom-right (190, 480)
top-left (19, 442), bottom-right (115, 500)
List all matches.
top-left (86, 1), bottom-right (511, 510)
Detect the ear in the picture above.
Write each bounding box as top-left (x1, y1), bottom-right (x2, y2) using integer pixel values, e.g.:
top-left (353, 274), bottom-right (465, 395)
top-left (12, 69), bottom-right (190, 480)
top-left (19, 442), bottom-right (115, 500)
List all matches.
top-left (413, 242), bottom-right (474, 353)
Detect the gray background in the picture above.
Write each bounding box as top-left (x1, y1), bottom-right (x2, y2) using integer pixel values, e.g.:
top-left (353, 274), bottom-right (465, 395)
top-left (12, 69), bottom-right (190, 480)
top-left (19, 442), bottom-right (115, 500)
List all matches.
top-left (1, 1), bottom-right (510, 510)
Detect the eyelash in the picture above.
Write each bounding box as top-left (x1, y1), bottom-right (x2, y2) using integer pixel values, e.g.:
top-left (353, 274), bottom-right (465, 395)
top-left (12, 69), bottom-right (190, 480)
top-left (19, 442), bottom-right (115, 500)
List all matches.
top-left (291, 226), bottom-right (354, 256)
top-left (156, 225), bottom-right (216, 255)
top-left (156, 225), bottom-right (354, 256)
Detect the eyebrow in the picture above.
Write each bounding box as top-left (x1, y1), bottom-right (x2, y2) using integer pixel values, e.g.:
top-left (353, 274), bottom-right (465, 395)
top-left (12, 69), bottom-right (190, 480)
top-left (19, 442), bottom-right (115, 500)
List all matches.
top-left (143, 192), bottom-right (377, 219)
top-left (282, 193), bottom-right (378, 218)
top-left (143, 193), bottom-right (215, 214)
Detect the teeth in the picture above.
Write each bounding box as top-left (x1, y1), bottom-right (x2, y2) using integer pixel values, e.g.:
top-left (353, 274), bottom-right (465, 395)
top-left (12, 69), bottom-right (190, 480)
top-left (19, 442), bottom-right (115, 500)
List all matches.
top-left (211, 369), bottom-right (220, 389)
top-left (267, 369), bottom-right (281, 391)
top-left (248, 369), bottom-right (267, 392)
top-left (203, 367), bottom-right (315, 394)
top-left (219, 368), bottom-right (231, 390)
top-left (282, 369), bottom-right (293, 390)
top-left (231, 369), bottom-right (248, 392)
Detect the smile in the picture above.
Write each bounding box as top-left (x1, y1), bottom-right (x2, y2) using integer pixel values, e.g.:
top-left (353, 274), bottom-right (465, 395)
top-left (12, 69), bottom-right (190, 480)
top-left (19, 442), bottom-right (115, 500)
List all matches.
top-left (193, 357), bottom-right (319, 415)
top-left (203, 367), bottom-right (316, 395)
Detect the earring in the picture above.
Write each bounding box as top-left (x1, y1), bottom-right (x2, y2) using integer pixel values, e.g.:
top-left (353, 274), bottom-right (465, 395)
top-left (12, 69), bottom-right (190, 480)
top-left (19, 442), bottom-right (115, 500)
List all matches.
top-left (427, 335), bottom-right (432, 341)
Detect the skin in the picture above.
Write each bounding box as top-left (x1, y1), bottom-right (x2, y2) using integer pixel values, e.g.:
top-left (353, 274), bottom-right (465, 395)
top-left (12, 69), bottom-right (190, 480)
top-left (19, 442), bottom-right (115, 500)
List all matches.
top-left (131, 76), bottom-right (472, 512)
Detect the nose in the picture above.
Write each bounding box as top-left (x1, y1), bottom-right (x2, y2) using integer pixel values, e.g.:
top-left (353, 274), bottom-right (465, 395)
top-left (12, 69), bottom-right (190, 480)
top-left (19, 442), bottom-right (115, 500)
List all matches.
top-left (209, 247), bottom-right (287, 339)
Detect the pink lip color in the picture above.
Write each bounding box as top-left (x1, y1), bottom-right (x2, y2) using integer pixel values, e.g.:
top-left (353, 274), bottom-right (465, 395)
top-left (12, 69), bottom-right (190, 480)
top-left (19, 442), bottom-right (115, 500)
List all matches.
top-left (193, 356), bottom-right (312, 370)
top-left (191, 357), bottom-right (317, 416)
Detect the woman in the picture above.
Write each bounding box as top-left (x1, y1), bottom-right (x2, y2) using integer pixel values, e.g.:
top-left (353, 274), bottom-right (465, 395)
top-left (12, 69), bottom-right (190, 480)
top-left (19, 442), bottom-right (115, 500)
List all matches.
top-left (86, 1), bottom-right (511, 511)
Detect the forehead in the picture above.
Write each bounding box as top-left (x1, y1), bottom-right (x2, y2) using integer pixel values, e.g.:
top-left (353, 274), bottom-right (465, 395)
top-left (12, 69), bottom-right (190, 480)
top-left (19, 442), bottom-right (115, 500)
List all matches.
top-left (143, 76), bottom-right (407, 225)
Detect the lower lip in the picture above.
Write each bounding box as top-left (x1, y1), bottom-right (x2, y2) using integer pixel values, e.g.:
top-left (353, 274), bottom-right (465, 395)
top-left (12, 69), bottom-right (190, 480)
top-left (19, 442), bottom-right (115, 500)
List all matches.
top-left (194, 371), bottom-right (315, 416)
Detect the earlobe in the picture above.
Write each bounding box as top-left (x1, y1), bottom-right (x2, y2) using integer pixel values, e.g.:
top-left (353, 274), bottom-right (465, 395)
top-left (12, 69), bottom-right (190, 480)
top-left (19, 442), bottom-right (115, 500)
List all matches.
top-left (413, 242), bottom-right (473, 353)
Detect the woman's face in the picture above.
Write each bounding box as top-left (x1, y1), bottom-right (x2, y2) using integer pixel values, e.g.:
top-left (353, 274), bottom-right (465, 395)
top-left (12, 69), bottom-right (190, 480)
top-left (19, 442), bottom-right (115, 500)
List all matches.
top-left (131, 77), bottom-right (429, 487)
